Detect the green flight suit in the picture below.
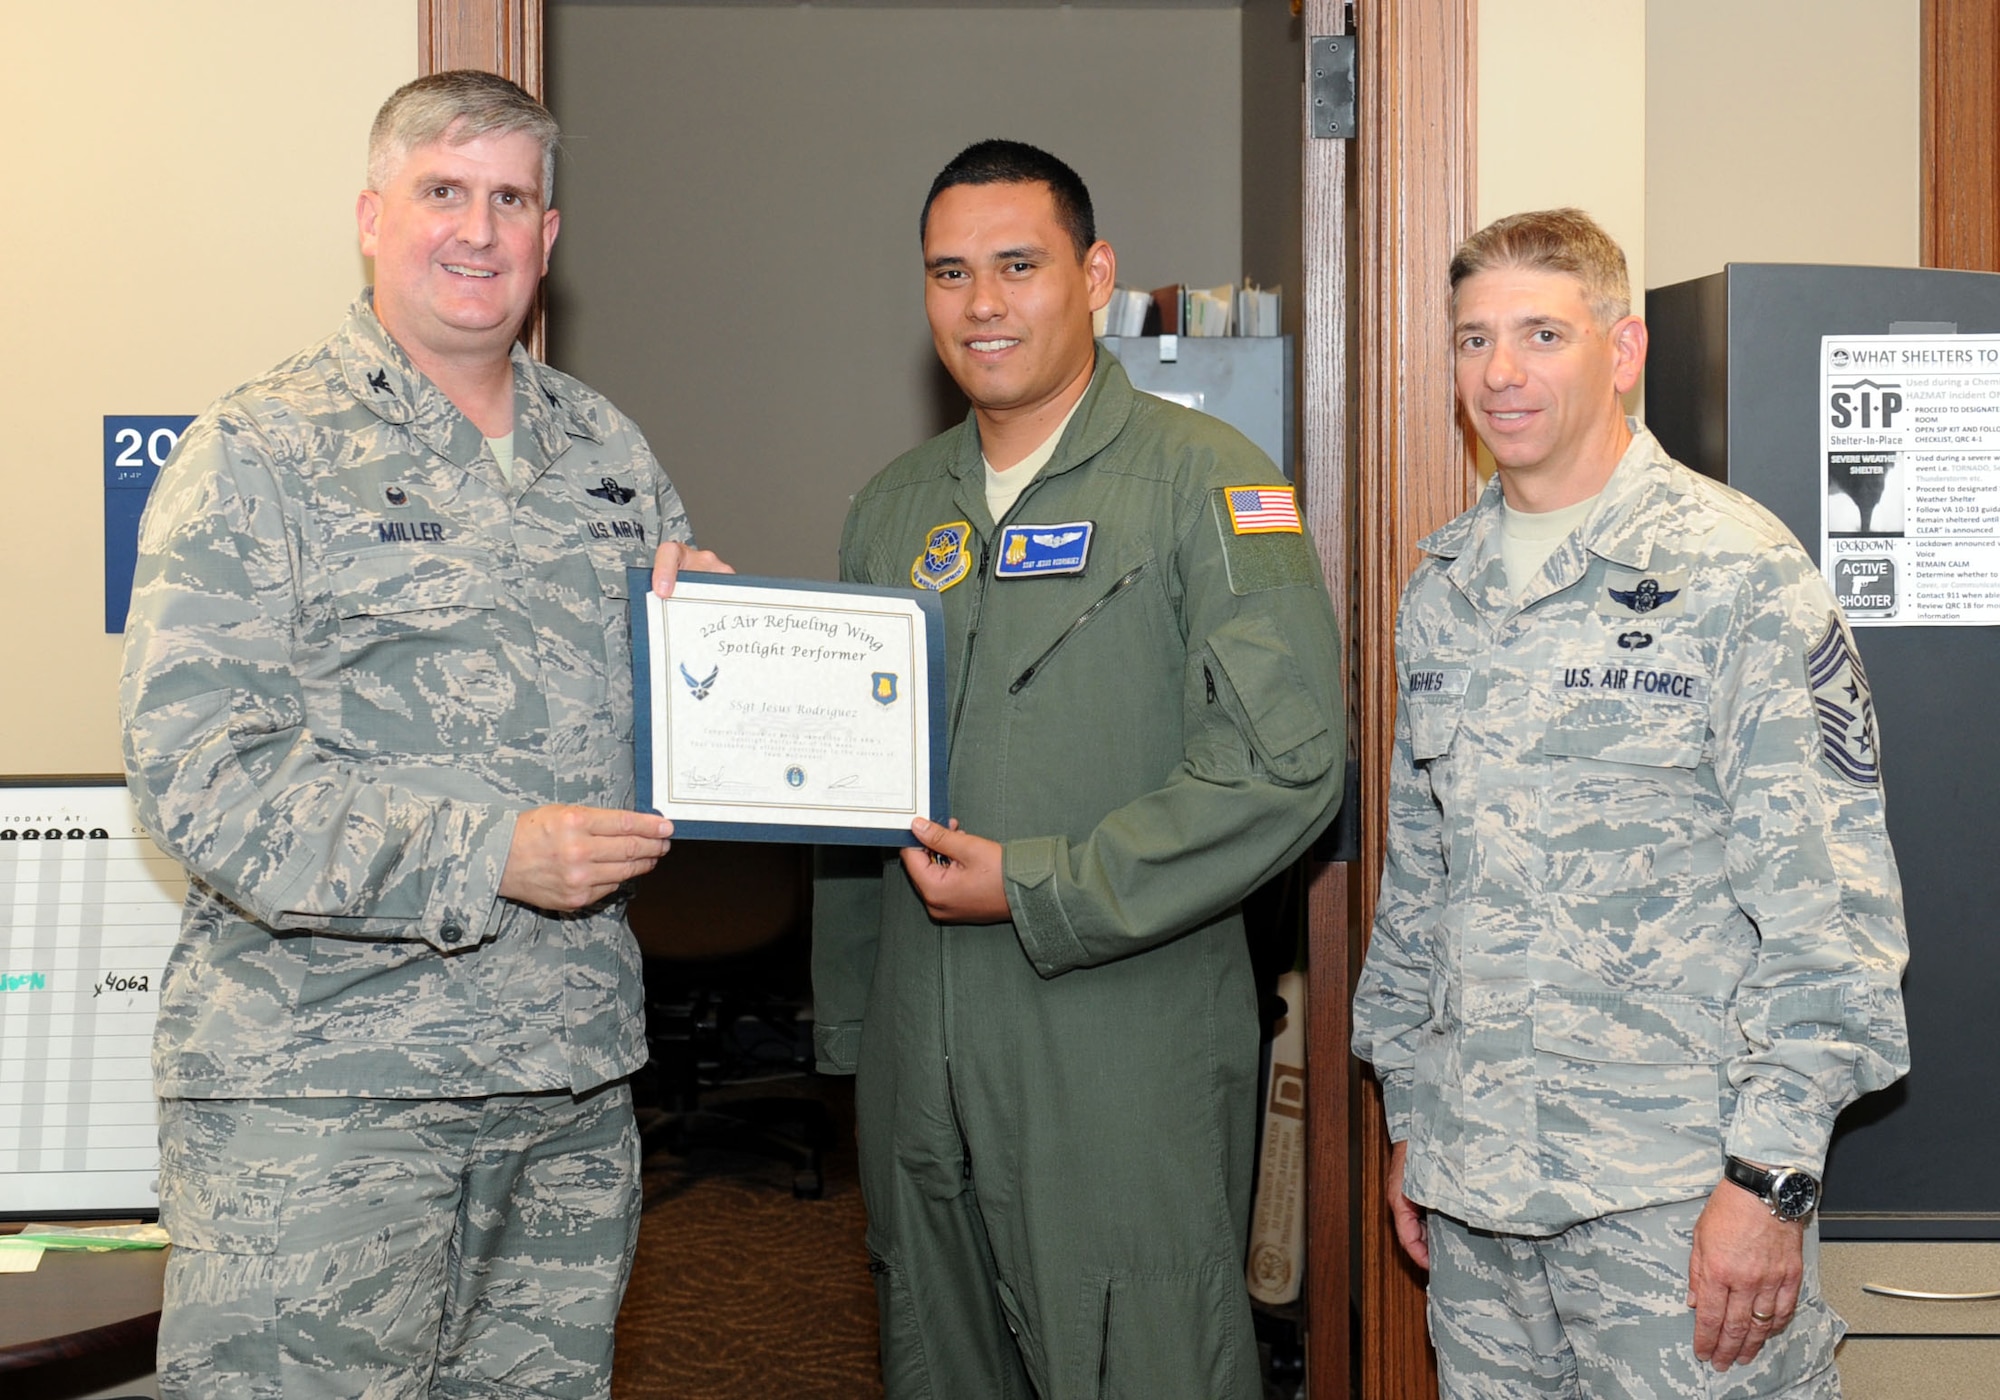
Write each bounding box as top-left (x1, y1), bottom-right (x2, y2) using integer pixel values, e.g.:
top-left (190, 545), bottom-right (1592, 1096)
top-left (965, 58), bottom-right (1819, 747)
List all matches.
top-left (816, 349), bottom-right (1345, 1400)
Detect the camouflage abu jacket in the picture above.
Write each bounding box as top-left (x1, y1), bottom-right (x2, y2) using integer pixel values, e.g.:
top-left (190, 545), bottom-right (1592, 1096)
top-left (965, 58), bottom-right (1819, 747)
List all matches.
top-left (120, 296), bottom-right (689, 1099)
top-left (1351, 427), bottom-right (1909, 1234)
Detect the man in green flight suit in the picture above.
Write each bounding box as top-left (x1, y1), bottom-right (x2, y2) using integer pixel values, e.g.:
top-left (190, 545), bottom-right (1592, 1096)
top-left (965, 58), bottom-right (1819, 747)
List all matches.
top-left (815, 139), bottom-right (1346, 1399)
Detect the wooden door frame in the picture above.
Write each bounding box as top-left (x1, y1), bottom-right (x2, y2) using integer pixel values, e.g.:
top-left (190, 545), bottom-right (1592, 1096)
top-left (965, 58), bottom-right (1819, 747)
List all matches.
top-left (425, 3), bottom-right (1473, 1396)
top-left (1922, 0), bottom-right (2000, 270)
top-left (1298, 2), bottom-right (1474, 1397)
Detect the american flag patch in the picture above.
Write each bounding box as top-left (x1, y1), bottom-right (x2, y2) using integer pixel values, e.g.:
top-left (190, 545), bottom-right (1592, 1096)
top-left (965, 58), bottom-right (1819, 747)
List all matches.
top-left (1225, 486), bottom-right (1301, 534)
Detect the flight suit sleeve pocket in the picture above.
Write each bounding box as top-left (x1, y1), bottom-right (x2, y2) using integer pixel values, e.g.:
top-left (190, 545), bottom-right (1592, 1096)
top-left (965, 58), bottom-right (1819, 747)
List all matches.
top-left (1206, 616), bottom-right (1336, 786)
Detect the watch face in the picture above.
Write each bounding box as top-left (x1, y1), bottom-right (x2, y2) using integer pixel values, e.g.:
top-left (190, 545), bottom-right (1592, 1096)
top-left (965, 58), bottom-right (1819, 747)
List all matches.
top-left (1771, 1169), bottom-right (1820, 1221)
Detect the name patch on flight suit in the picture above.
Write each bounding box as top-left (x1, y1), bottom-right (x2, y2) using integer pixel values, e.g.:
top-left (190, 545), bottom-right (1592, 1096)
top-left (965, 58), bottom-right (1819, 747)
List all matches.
top-left (1555, 665), bottom-right (1709, 703)
top-left (995, 522), bottom-right (1093, 578)
top-left (1407, 668), bottom-right (1471, 698)
top-left (912, 521), bottom-right (972, 592)
top-left (1598, 568), bottom-right (1688, 619)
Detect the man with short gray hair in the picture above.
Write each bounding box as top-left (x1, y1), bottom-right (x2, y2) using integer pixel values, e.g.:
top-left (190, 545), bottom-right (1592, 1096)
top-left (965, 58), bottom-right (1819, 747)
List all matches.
top-left (121, 70), bottom-right (723, 1398)
top-left (1352, 208), bottom-right (1909, 1397)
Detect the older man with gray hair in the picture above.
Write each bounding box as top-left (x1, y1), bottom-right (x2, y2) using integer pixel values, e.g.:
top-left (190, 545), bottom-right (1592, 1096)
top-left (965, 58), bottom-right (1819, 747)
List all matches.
top-left (121, 70), bottom-right (723, 1398)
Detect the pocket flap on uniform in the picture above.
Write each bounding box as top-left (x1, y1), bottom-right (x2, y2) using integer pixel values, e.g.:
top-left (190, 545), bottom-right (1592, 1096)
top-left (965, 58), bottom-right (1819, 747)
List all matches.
top-left (1531, 989), bottom-right (1728, 1065)
top-left (1207, 616), bottom-right (1335, 784)
top-left (1407, 702), bottom-right (1464, 762)
top-left (596, 562), bottom-right (634, 600)
top-left (1541, 695), bottom-right (1707, 769)
top-left (331, 547), bottom-right (498, 619)
top-left (159, 1163), bottom-right (285, 1255)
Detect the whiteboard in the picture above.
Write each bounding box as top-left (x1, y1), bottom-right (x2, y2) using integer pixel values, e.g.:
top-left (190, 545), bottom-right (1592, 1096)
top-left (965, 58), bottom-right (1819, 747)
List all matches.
top-left (0, 778), bottom-right (185, 1219)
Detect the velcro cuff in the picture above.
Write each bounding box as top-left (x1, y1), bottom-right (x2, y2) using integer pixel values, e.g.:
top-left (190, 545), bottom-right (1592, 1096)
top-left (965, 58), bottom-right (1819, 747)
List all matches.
top-left (813, 1021), bottom-right (862, 1076)
top-left (1004, 837), bottom-right (1088, 978)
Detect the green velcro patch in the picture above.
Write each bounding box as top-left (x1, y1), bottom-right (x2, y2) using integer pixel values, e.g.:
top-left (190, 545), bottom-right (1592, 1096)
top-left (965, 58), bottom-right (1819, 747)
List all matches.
top-left (1212, 490), bottom-right (1319, 595)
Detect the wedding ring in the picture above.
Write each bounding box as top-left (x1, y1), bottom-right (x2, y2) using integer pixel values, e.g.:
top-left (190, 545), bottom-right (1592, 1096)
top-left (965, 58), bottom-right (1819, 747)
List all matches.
top-left (1750, 1309), bottom-right (1776, 1323)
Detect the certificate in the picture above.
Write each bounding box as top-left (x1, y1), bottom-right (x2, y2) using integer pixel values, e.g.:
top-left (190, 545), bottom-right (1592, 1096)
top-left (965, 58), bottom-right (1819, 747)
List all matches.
top-left (628, 570), bottom-right (948, 844)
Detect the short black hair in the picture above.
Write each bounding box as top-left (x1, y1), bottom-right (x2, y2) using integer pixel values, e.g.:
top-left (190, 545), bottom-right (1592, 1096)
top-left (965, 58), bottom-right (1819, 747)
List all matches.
top-left (920, 139), bottom-right (1096, 261)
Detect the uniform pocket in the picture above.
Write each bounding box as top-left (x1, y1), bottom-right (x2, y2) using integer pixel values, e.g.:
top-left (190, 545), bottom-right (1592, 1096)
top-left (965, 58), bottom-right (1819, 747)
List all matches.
top-left (329, 545), bottom-right (518, 755)
top-left (1205, 614), bottom-right (1336, 786)
top-left (1407, 700), bottom-right (1464, 763)
top-left (1532, 988), bottom-right (1727, 1192)
top-left (1541, 697), bottom-right (1710, 895)
top-left (158, 1157), bottom-right (285, 1255)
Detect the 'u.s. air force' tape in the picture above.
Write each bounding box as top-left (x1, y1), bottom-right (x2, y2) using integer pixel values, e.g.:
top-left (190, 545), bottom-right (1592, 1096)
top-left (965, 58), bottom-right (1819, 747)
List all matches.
top-left (995, 521), bottom-right (1093, 578)
top-left (1555, 664), bottom-right (1708, 703)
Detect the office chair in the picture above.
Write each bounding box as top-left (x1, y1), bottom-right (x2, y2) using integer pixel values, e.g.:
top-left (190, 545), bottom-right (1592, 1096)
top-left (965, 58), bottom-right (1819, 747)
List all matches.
top-left (624, 840), bottom-right (831, 1199)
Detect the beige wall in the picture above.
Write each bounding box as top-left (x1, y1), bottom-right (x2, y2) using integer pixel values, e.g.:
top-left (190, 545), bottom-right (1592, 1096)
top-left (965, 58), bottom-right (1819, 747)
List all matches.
top-left (1479, 0), bottom-right (1649, 304)
top-left (1645, 0), bottom-right (1920, 290)
top-left (545, 4), bottom-right (1246, 582)
top-left (1479, 0), bottom-right (1922, 312)
top-left (3, 2), bottom-right (415, 776)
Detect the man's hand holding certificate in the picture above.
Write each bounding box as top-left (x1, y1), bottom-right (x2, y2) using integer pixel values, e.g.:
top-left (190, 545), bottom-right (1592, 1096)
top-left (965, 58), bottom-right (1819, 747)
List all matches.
top-left (628, 571), bottom-right (948, 844)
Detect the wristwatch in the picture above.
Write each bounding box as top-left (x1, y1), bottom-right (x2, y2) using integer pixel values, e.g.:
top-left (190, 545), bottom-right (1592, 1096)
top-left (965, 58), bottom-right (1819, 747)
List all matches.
top-left (1724, 1155), bottom-right (1820, 1221)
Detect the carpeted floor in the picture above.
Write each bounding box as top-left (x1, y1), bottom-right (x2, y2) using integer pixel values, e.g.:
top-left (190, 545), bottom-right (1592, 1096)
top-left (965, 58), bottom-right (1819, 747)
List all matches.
top-left (612, 1075), bottom-right (883, 1400)
top-left (610, 1074), bottom-right (1307, 1400)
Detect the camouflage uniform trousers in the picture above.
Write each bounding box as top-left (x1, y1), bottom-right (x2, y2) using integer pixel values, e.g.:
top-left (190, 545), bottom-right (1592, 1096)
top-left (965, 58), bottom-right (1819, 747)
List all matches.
top-left (155, 1084), bottom-right (641, 1400)
top-left (1426, 1197), bottom-right (1843, 1399)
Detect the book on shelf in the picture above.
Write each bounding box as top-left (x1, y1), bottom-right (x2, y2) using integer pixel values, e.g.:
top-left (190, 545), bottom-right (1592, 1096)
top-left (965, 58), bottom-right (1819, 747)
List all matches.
top-left (1092, 279), bottom-right (1283, 340)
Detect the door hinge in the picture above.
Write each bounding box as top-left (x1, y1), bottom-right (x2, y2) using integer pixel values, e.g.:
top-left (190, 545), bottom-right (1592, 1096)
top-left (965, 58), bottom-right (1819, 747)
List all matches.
top-left (1309, 34), bottom-right (1356, 140)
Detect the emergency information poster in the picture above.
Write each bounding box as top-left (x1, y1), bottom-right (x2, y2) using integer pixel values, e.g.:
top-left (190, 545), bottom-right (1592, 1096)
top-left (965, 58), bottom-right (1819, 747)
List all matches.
top-left (1820, 333), bottom-right (2000, 625)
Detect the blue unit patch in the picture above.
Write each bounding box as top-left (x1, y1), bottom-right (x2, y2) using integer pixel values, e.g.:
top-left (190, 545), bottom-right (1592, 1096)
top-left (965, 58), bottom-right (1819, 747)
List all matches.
top-left (995, 521), bottom-right (1094, 578)
top-left (872, 672), bottom-right (899, 705)
top-left (1807, 612), bottom-right (1880, 785)
top-left (912, 521), bottom-right (972, 592)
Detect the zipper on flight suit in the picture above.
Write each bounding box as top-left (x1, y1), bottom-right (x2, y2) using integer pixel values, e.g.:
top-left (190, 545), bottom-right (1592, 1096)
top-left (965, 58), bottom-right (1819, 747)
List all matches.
top-left (940, 531), bottom-right (990, 1182)
top-left (1006, 564), bottom-right (1148, 694)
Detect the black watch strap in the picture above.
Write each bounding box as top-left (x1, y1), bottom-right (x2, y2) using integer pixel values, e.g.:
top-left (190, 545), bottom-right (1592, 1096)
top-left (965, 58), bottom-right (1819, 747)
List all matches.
top-left (1724, 1155), bottom-right (1820, 1220)
top-left (1723, 1155), bottom-right (1775, 1197)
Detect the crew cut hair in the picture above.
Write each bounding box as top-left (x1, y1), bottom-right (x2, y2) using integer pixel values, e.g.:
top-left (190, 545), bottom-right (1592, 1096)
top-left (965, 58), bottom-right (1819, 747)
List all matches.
top-left (367, 70), bottom-right (560, 205)
top-left (921, 139), bottom-right (1096, 261)
top-left (1449, 208), bottom-right (1631, 329)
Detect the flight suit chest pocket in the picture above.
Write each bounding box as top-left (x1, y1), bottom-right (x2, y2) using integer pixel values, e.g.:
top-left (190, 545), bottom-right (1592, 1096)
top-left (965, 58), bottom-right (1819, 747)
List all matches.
top-left (330, 545), bottom-right (517, 755)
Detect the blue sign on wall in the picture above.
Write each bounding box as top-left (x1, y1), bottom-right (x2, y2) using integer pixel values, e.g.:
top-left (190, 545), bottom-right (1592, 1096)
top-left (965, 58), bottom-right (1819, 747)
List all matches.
top-left (104, 415), bottom-right (193, 633)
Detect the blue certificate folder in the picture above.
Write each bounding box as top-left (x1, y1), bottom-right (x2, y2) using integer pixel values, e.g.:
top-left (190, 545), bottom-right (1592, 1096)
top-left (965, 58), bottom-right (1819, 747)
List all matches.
top-left (628, 569), bottom-right (948, 845)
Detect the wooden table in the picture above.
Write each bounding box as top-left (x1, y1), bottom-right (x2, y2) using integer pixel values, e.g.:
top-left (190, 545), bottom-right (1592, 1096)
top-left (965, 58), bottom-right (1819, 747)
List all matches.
top-left (0, 1246), bottom-right (167, 1372)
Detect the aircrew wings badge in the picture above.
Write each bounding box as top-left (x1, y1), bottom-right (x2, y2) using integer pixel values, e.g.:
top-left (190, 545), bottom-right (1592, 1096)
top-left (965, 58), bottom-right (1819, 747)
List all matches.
top-left (1224, 486), bottom-right (1301, 534)
top-left (1807, 612), bottom-right (1880, 786)
top-left (912, 521), bottom-right (972, 592)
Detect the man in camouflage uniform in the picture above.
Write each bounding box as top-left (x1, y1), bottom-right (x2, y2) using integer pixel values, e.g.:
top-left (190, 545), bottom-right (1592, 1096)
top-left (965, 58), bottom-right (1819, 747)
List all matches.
top-left (1351, 209), bottom-right (1909, 1398)
top-left (119, 72), bottom-right (723, 1399)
